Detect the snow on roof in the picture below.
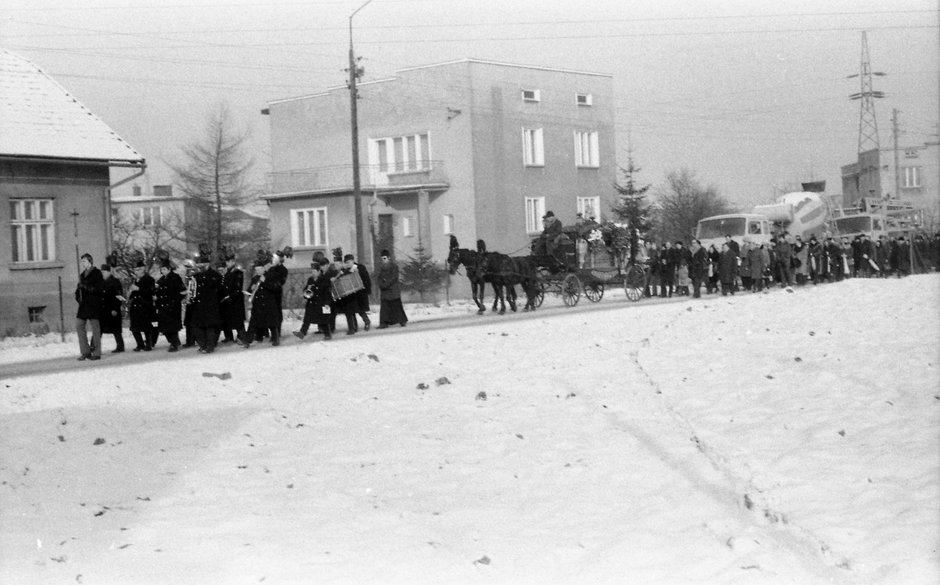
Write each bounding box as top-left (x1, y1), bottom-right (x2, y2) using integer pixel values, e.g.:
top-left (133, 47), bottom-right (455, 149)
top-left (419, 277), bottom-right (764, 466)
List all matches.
top-left (0, 48), bottom-right (143, 163)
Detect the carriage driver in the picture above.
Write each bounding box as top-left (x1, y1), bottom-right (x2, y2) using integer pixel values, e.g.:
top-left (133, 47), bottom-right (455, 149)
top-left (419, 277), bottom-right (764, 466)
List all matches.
top-left (535, 210), bottom-right (564, 261)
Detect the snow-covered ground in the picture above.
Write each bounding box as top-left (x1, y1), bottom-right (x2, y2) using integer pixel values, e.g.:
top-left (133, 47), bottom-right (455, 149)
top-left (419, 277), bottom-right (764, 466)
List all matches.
top-left (1, 276), bottom-right (938, 585)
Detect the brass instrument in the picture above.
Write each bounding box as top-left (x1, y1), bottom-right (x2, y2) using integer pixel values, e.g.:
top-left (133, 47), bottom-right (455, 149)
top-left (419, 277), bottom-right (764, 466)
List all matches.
top-left (247, 276), bottom-right (264, 305)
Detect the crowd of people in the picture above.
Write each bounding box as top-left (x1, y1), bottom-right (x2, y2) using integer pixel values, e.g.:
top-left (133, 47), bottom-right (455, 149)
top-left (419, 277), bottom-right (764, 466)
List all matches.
top-left (72, 248), bottom-right (410, 361)
top-left (638, 231), bottom-right (940, 298)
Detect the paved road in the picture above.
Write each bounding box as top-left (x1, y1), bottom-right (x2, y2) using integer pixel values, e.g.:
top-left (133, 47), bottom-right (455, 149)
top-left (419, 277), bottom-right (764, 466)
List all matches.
top-left (0, 293), bottom-right (689, 381)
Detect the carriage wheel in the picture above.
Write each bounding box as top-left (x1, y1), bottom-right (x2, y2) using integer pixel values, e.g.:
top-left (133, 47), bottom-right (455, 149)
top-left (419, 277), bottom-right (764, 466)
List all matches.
top-left (584, 282), bottom-right (604, 302)
top-left (623, 265), bottom-right (645, 302)
top-left (535, 279), bottom-right (546, 308)
top-left (562, 274), bottom-right (581, 307)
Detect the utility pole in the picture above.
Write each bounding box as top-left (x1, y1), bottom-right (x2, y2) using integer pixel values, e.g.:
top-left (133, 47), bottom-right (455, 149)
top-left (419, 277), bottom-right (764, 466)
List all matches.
top-left (348, 0), bottom-right (371, 263)
top-left (891, 108), bottom-right (900, 202)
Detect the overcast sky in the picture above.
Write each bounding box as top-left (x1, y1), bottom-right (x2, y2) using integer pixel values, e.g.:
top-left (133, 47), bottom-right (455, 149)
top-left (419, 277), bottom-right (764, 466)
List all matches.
top-left (2, 0), bottom-right (937, 209)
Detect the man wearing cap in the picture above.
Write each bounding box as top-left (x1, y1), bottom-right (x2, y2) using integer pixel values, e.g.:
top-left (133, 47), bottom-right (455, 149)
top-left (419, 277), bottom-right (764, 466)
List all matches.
top-left (270, 247), bottom-right (291, 336)
top-left (375, 249), bottom-right (408, 328)
top-left (99, 263), bottom-right (126, 353)
top-left (128, 260), bottom-right (156, 351)
top-left (155, 258), bottom-right (185, 352)
top-left (336, 253), bottom-right (372, 334)
top-left (294, 258), bottom-right (333, 340)
top-left (75, 253), bottom-right (104, 361)
top-left (219, 252), bottom-right (247, 345)
top-left (188, 252), bottom-right (223, 354)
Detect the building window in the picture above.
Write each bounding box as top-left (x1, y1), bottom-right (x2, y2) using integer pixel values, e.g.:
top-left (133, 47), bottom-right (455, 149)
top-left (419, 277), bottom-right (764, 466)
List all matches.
top-left (443, 214), bottom-right (455, 235)
top-left (522, 127), bottom-right (544, 166)
top-left (522, 88), bottom-right (541, 103)
top-left (140, 206), bottom-right (162, 227)
top-left (370, 133), bottom-right (431, 173)
top-left (576, 93), bottom-right (593, 106)
top-left (902, 167), bottom-right (921, 188)
top-left (28, 306), bottom-right (46, 324)
top-left (577, 197), bottom-right (601, 222)
top-left (525, 197), bottom-right (545, 234)
top-left (290, 207), bottom-right (328, 247)
top-left (402, 216), bottom-right (414, 238)
top-left (574, 131), bottom-right (600, 168)
top-left (10, 198), bottom-right (56, 263)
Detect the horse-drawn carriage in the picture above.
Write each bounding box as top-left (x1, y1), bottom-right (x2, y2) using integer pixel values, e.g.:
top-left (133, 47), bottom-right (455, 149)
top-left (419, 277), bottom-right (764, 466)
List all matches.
top-left (529, 226), bottom-right (646, 307)
top-left (447, 225), bottom-right (646, 313)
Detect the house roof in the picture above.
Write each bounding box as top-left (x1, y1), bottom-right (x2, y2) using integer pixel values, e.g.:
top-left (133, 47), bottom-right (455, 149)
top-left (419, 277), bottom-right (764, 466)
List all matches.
top-left (0, 48), bottom-right (144, 163)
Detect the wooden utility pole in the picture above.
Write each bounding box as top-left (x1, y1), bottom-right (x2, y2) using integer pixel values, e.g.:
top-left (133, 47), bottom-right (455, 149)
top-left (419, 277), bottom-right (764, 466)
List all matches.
top-left (348, 0), bottom-right (371, 262)
top-left (892, 108), bottom-right (900, 201)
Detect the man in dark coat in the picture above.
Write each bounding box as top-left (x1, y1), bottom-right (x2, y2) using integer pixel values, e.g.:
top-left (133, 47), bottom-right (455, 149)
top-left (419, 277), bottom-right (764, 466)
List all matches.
top-left (375, 249), bottom-right (408, 328)
top-left (128, 260), bottom-right (156, 351)
top-left (245, 254), bottom-right (283, 347)
top-left (75, 253), bottom-right (103, 361)
top-left (660, 241), bottom-right (677, 298)
top-left (689, 239), bottom-right (708, 298)
top-left (717, 243), bottom-right (738, 295)
top-left (99, 264), bottom-right (125, 353)
top-left (155, 258), bottom-right (185, 352)
top-left (219, 252), bottom-right (247, 344)
top-left (270, 247), bottom-right (291, 335)
top-left (893, 236), bottom-right (911, 277)
top-left (188, 252), bottom-right (223, 354)
top-left (294, 259), bottom-right (333, 340)
top-left (336, 253), bottom-right (372, 334)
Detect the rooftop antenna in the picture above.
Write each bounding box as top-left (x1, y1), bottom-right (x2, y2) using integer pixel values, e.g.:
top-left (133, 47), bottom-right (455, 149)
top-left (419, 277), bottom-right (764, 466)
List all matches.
top-left (847, 31), bottom-right (886, 154)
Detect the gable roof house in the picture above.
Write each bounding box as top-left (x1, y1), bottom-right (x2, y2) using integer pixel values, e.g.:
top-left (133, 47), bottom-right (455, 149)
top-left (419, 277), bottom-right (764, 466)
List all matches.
top-left (0, 48), bottom-right (145, 336)
top-left (262, 59), bottom-right (616, 293)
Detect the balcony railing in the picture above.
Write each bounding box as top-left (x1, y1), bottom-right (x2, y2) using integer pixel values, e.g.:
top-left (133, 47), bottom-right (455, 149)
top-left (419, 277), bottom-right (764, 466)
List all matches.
top-left (268, 161), bottom-right (448, 195)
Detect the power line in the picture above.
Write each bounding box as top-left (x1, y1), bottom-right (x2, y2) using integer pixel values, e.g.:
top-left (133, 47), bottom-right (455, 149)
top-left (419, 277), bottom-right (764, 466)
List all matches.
top-left (4, 9), bottom-right (933, 37)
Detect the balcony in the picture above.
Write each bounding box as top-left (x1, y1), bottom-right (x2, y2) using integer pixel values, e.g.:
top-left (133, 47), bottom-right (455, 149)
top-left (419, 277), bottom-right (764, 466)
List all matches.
top-left (268, 161), bottom-right (448, 196)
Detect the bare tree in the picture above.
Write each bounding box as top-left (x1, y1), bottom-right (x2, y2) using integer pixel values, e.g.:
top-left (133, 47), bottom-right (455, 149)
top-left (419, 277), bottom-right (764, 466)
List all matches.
top-left (652, 168), bottom-right (736, 244)
top-left (170, 103), bottom-right (260, 255)
top-left (110, 206), bottom-right (188, 276)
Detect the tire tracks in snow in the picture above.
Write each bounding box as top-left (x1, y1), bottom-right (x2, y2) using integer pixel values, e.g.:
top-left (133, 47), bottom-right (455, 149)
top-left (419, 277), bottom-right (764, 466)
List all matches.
top-left (599, 304), bottom-right (858, 582)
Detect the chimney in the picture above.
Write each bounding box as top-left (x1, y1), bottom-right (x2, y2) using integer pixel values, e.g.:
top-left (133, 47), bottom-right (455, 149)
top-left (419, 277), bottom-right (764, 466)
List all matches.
top-left (153, 185), bottom-right (173, 197)
top-left (132, 184), bottom-right (142, 197)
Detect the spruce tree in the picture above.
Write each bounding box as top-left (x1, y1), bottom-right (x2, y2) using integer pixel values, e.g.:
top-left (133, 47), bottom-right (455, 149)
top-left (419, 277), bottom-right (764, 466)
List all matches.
top-left (610, 153), bottom-right (653, 261)
top-left (399, 244), bottom-right (446, 302)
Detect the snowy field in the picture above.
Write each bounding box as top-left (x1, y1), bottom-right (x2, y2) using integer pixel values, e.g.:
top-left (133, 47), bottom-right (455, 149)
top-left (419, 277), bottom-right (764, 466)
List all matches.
top-left (1, 275), bottom-right (938, 585)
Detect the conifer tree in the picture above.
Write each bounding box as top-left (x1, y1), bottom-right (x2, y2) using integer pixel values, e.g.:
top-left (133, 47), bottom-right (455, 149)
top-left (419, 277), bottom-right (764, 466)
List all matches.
top-left (400, 244), bottom-right (446, 302)
top-left (610, 152), bottom-right (653, 261)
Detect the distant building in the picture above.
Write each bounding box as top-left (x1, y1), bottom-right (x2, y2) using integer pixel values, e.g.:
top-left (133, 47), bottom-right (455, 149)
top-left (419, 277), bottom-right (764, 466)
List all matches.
top-left (111, 183), bottom-right (205, 261)
top-left (0, 48), bottom-right (145, 336)
top-left (261, 58), bottom-right (617, 276)
top-left (112, 182), bottom-right (271, 267)
top-left (841, 143), bottom-right (940, 229)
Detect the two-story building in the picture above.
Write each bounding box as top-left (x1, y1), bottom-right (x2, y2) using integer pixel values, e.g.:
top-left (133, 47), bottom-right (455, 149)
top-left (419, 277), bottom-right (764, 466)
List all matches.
top-left (111, 183), bottom-right (205, 261)
top-left (841, 144), bottom-right (940, 228)
top-left (262, 59), bottom-right (617, 280)
top-left (0, 48), bottom-right (145, 336)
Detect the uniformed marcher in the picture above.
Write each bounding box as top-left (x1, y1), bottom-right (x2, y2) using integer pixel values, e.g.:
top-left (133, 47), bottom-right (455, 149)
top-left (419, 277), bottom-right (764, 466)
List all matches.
top-left (244, 251), bottom-right (283, 347)
top-left (99, 263), bottom-right (125, 353)
top-left (127, 260), bottom-right (156, 351)
top-left (155, 258), bottom-right (185, 352)
top-left (219, 251), bottom-right (246, 344)
top-left (188, 249), bottom-right (223, 354)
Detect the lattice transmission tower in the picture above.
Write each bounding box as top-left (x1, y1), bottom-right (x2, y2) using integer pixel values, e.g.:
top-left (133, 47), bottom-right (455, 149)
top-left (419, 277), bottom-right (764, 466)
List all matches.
top-left (847, 31), bottom-right (886, 154)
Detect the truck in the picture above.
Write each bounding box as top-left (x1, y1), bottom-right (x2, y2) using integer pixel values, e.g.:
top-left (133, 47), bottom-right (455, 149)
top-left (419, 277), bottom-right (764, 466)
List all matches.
top-left (695, 187), bottom-right (917, 250)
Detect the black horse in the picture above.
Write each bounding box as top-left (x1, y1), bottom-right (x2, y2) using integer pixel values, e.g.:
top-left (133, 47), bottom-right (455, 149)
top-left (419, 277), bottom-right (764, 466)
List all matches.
top-left (480, 252), bottom-right (540, 312)
top-left (447, 236), bottom-right (496, 314)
